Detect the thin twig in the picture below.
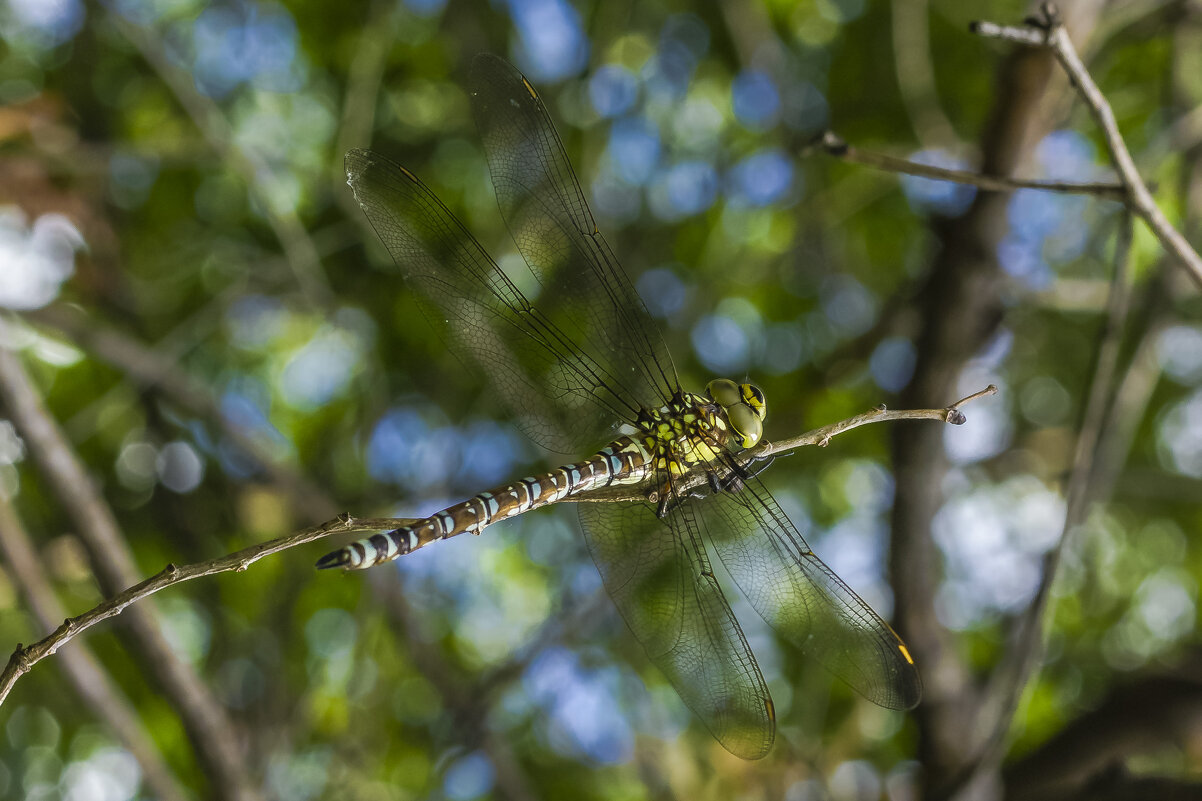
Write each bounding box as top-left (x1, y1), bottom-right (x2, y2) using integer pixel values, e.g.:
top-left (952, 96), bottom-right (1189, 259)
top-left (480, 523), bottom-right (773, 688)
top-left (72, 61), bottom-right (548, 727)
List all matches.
top-left (764, 383), bottom-right (997, 453)
top-left (815, 131), bottom-right (1127, 199)
top-left (0, 514), bottom-right (404, 707)
top-left (0, 495), bottom-right (191, 801)
top-left (971, 3), bottom-right (1202, 288)
top-left (969, 19), bottom-right (1048, 47)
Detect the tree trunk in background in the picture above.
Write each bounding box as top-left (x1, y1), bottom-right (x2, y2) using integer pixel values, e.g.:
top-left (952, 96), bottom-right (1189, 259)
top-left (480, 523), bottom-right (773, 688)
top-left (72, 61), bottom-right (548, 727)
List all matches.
top-left (888, 2), bottom-right (1105, 797)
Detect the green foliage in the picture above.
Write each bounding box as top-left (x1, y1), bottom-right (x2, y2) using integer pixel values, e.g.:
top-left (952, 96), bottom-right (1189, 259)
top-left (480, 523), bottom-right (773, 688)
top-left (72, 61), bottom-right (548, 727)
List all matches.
top-left (1, 0), bottom-right (1200, 798)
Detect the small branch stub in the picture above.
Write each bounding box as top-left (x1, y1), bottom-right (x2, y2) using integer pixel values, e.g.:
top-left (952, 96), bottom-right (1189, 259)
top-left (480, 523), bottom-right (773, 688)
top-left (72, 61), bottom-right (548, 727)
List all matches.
top-left (946, 384), bottom-right (998, 425)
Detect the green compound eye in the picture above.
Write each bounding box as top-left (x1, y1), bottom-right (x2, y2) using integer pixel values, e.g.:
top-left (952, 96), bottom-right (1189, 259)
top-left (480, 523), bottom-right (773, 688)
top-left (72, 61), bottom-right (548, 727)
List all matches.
top-left (707, 378), bottom-right (767, 448)
top-left (706, 378), bottom-right (741, 407)
top-left (728, 404), bottom-right (763, 448)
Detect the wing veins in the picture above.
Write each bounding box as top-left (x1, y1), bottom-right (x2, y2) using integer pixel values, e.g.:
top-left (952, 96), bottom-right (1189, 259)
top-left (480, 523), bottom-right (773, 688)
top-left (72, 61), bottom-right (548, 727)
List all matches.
top-left (348, 149), bottom-right (644, 431)
top-left (519, 114), bottom-right (679, 398)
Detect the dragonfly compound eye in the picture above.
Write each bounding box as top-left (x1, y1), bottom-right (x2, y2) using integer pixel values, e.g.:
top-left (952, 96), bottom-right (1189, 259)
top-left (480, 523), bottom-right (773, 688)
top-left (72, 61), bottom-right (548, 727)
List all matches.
top-left (728, 404), bottom-right (763, 448)
top-left (706, 378), bottom-right (742, 407)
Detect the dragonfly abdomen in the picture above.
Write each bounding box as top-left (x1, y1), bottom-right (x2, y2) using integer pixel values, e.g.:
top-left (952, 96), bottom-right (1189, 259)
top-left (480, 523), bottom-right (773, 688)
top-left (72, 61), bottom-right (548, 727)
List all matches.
top-left (316, 437), bottom-right (650, 570)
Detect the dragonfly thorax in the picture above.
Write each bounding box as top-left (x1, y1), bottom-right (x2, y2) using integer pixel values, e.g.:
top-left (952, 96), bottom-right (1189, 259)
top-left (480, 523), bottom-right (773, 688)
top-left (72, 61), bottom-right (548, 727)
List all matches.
top-left (636, 391), bottom-right (731, 477)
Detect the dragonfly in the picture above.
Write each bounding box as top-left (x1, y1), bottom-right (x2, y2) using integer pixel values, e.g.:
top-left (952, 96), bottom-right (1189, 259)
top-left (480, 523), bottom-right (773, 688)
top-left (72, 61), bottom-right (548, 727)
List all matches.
top-left (318, 53), bottom-right (920, 759)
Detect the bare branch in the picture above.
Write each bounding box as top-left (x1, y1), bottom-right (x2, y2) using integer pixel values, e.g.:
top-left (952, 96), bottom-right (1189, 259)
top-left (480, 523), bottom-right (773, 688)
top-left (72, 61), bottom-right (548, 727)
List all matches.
top-left (0, 514), bottom-right (405, 707)
top-left (763, 384), bottom-right (997, 454)
top-left (971, 3), bottom-right (1202, 288)
top-left (1, 384), bottom-right (995, 700)
top-left (815, 131), bottom-right (1127, 199)
top-left (969, 19), bottom-right (1049, 47)
top-left (0, 495), bottom-right (191, 801)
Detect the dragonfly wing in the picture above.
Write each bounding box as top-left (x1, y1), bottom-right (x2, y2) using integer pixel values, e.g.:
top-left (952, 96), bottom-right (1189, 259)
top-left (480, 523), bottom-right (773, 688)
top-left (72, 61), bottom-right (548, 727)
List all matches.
top-left (346, 149), bottom-right (641, 453)
top-left (577, 499), bottom-right (775, 760)
top-left (699, 468), bottom-right (921, 710)
top-left (469, 53), bottom-right (679, 416)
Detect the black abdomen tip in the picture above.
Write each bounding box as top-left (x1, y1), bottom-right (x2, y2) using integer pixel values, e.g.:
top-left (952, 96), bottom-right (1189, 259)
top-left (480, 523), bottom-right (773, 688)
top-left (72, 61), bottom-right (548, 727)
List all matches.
top-left (315, 549), bottom-right (351, 570)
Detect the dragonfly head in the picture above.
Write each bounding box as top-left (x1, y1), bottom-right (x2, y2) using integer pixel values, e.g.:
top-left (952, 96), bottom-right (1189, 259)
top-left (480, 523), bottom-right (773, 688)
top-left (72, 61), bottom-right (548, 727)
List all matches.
top-left (705, 378), bottom-right (767, 449)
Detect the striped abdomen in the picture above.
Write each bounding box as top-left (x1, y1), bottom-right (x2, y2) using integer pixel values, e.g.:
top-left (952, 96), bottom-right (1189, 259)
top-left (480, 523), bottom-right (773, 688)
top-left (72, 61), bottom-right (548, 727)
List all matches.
top-left (316, 437), bottom-right (650, 570)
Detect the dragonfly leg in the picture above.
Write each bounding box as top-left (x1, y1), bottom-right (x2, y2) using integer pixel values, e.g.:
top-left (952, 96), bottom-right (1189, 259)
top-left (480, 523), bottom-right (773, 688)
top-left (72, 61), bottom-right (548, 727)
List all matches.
top-left (746, 454), bottom-right (776, 478)
top-left (655, 483), bottom-right (671, 518)
top-left (715, 454), bottom-right (775, 494)
top-left (658, 452), bottom-right (776, 515)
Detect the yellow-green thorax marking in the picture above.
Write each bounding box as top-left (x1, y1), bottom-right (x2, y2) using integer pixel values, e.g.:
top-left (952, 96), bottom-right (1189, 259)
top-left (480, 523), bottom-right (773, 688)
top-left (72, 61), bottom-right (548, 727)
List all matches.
top-left (638, 391), bottom-right (728, 477)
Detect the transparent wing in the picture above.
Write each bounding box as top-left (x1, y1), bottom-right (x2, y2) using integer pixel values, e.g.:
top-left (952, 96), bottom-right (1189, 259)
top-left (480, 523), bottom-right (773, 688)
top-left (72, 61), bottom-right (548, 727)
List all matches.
top-left (700, 465), bottom-right (921, 710)
top-left (469, 53), bottom-right (679, 418)
top-left (577, 498), bottom-right (776, 760)
top-left (346, 148), bottom-right (645, 453)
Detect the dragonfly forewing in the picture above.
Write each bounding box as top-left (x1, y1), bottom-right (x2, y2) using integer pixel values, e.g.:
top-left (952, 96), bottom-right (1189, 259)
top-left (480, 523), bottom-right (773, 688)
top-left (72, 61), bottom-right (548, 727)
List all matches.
top-left (346, 148), bottom-right (638, 453)
top-left (469, 53), bottom-right (680, 420)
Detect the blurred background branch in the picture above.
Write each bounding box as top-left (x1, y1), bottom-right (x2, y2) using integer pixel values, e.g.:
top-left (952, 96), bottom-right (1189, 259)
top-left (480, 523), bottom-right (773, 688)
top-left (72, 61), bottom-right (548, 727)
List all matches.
top-left (21, 304), bottom-right (341, 523)
top-left (891, 0), bottom-right (960, 149)
top-left (105, 10), bottom-right (333, 308)
top-left (890, 2), bottom-right (1109, 799)
top-left (947, 211), bottom-right (1135, 801)
top-left (0, 514), bottom-right (391, 706)
top-left (814, 131), bottom-right (1127, 198)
